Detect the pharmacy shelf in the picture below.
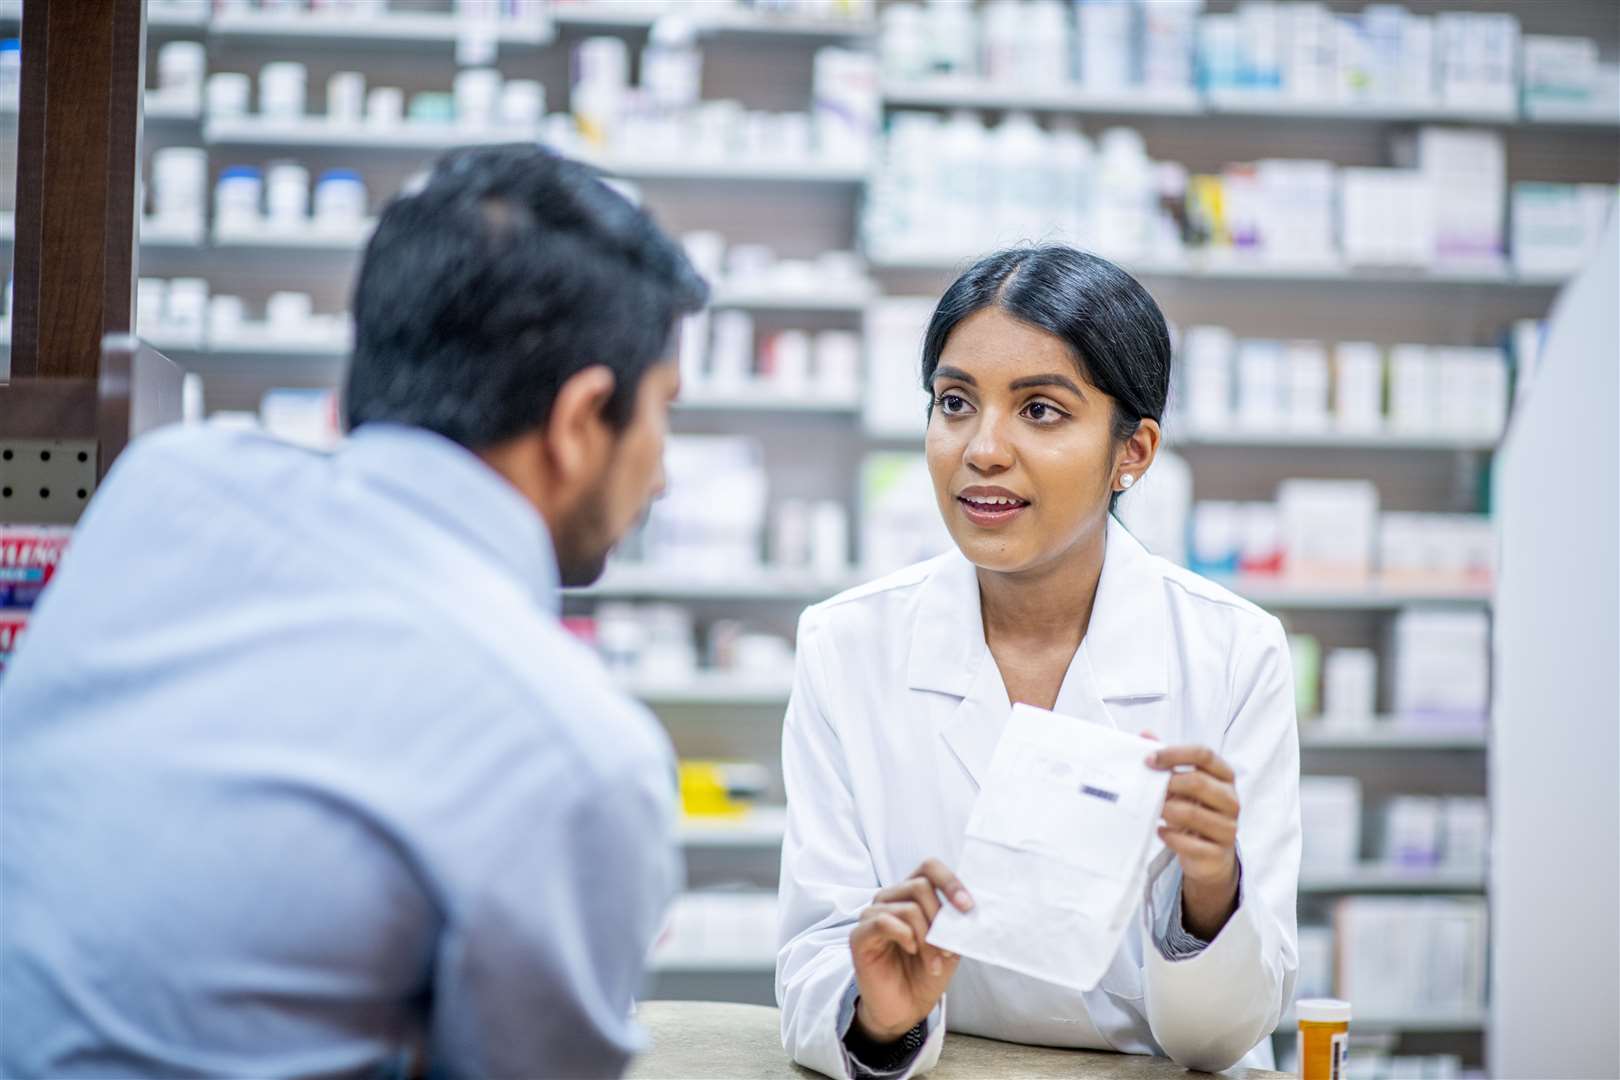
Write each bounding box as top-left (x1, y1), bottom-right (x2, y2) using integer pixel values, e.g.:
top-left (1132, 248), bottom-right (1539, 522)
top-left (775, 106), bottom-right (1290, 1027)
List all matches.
top-left (1279, 1009), bottom-right (1487, 1034)
top-left (648, 954), bottom-right (775, 974)
top-left (881, 77), bottom-right (1597, 131)
top-left (675, 390), bottom-right (860, 415)
top-left (881, 78), bottom-right (1201, 116)
top-left (709, 287), bottom-right (874, 313)
top-left (139, 218), bottom-right (206, 248)
top-left (147, 4), bottom-right (209, 31)
top-left (597, 155), bottom-right (869, 185)
top-left (1203, 89), bottom-right (1517, 125)
top-left (210, 9), bottom-right (551, 48)
top-left (203, 116), bottom-right (544, 152)
top-left (1299, 725), bottom-right (1487, 751)
top-left (1174, 430), bottom-right (1499, 453)
top-left (144, 96), bottom-right (202, 123)
top-left (574, 565), bottom-right (860, 603)
top-left (678, 808), bottom-right (788, 848)
top-left (1298, 865), bottom-right (1487, 893)
top-left (212, 222), bottom-right (375, 253)
top-left (1218, 580), bottom-right (1493, 610)
top-left (1519, 101), bottom-right (1620, 128)
top-left (575, 569), bottom-right (1491, 609)
top-left (867, 251), bottom-right (1565, 290)
top-left (618, 671), bottom-right (794, 706)
top-left (552, 4), bottom-right (874, 40)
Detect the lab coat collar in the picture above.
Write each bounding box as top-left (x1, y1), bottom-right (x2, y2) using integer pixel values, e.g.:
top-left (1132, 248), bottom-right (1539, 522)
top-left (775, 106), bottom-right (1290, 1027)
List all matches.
top-left (905, 515), bottom-right (1170, 702)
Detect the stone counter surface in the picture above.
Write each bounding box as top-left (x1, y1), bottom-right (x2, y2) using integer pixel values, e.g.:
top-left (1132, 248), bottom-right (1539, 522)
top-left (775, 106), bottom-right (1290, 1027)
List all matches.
top-left (628, 1001), bottom-right (1294, 1079)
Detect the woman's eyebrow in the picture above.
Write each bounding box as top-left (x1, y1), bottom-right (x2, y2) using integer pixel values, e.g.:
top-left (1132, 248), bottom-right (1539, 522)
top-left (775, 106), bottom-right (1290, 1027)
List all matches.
top-left (932, 365), bottom-right (977, 385)
top-left (1008, 373), bottom-right (1086, 397)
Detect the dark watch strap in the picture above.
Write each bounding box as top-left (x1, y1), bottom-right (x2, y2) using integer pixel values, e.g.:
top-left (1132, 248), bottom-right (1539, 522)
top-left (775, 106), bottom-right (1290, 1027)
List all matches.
top-left (843, 1007), bottom-right (927, 1074)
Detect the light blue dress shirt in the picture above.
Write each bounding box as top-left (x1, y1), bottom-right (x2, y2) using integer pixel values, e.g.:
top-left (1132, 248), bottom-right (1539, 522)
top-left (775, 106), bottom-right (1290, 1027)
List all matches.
top-left (1, 423), bottom-right (681, 1078)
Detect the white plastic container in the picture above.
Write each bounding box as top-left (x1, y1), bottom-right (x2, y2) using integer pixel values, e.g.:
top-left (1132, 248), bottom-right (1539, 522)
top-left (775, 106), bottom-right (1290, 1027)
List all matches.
top-left (810, 500), bottom-right (850, 578)
top-left (815, 330), bottom-right (861, 398)
top-left (207, 294), bottom-right (245, 341)
top-left (258, 61), bottom-right (307, 120)
top-left (156, 41), bottom-right (206, 112)
top-left (499, 79), bottom-right (545, 127)
top-left (923, 0), bottom-right (976, 77)
top-left (206, 71), bottom-right (251, 119)
top-left (150, 146), bottom-right (207, 224)
top-left (313, 170), bottom-right (367, 228)
top-left (325, 71), bottom-right (365, 124)
top-left (165, 278), bottom-right (210, 344)
top-left (265, 162), bottom-right (310, 226)
top-left (572, 37), bottom-right (629, 149)
top-left (762, 330), bottom-right (811, 393)
top-left (709, 311), bottom-right (755, 390)
top-left (265, 291), bottom-right (315, 339)
top-left (214, 166), bottom-right (263, 233)
top-left (453, 67), bottom-right (502, 128)
top-left (365, 86), bottom-right (404, 127)
top-left (642, 15), bottom-right (702, 111)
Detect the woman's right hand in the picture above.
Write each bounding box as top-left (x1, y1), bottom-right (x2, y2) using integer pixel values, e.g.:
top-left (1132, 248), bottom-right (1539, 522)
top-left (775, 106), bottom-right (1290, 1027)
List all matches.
top-left (849, 859), bottom-right (975, 1042)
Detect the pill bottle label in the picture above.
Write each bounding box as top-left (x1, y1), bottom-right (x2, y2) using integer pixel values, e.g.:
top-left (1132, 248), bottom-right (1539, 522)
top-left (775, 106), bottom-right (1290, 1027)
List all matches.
top-left (1330, 1030), bottom-right (1346, 1080)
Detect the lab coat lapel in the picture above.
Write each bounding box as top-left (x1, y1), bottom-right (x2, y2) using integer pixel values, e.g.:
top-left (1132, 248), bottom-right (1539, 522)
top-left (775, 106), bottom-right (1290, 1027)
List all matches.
top-left (906, 551), bottom-right (1008, 793)
top-left (1082, 517), bottom-right (1171, 703)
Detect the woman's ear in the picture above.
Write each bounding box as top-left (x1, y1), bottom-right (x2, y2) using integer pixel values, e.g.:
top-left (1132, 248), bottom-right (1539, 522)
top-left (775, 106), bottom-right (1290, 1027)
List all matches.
top-left (1115, 417), bottom-right (1162, 491)
top-left (544, 365), bottom-right (618, 489)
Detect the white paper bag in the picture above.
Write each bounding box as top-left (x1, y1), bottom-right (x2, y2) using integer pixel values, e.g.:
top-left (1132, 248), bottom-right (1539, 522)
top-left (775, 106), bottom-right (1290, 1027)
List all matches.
top-left (926, 703), bottom-right (1172, 991)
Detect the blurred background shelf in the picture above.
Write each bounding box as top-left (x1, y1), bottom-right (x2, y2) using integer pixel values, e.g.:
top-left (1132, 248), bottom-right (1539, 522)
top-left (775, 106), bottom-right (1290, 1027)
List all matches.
top-left (1171, 430), bottom-right (1500, 452)
top-left (618, 671), bottom-right (795, 706)
top-left (1298, 725), bottom-right (1487, 751)
top-left (1298, 866), bottom-right (1487, 893)
top-left (552, 5), bottom-right (875, 40)
top-left (210, 9), bottom-right (552, 48)
top-left (678, 808), bottom-right (789, 848)
top-left (203, 116), bottom-right (543, 151)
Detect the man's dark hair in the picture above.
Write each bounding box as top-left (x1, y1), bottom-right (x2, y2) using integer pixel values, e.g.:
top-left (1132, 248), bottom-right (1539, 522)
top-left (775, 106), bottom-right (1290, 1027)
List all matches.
top-left (344, 144), bottom-right (709, 448)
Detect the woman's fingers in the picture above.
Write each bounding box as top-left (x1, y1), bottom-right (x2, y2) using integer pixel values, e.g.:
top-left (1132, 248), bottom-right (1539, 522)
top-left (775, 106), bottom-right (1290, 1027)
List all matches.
top-left (1145, 744), bottom-right (1236, 783)
top-left (913, 858), bottom-right (974, 913)
top-left (861, 911), bottom-right (919, 955)
top-left (1166, 770), bottom-right (1241, 817)
top-left (1158, 825), bottom-right (1231, 871)
top-left (876, 875), bottom-right (944, 923)
top-left (1161, 796), bottom-right (1239, 846)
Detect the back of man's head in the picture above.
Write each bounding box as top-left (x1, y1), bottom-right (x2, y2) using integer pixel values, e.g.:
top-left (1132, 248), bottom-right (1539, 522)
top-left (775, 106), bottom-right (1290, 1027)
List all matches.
top-left (344, 144), bottom-right (708, 448)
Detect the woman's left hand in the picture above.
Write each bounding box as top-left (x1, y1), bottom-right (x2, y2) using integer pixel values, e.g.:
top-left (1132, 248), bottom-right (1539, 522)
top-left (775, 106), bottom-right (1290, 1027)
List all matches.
top-left (1145, 743), bottom-right (1241, 941)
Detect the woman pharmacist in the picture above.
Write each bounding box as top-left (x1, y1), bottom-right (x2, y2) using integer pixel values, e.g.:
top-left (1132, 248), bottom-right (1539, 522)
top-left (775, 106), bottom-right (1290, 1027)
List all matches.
top-left (776, 247), bottom-right (1301, 1078)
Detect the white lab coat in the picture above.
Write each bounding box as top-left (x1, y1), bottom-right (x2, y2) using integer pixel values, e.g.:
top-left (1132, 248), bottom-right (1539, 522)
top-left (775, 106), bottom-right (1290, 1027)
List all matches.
top-left (776, 517), bottom-right (1301, 1079)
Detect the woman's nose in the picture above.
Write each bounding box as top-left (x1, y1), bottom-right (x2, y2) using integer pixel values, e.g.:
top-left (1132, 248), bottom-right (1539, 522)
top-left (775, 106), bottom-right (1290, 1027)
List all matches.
top-left (964, 413), bottom-right (1015, 474)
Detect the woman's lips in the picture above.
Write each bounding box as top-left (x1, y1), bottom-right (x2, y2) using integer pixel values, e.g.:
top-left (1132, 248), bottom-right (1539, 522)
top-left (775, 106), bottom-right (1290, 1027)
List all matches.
top-left (956, 495), bottom-right (1030, 527)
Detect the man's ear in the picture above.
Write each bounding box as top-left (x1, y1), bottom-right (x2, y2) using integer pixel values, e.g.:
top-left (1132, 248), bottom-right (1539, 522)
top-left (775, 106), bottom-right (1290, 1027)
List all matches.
top-left (545, 365), bottom-right (618, 485)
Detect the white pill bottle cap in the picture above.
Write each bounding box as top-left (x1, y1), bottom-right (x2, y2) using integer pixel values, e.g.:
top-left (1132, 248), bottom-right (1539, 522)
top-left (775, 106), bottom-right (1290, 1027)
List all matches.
top-left (1296, 999), bottom-right (1352, 1023)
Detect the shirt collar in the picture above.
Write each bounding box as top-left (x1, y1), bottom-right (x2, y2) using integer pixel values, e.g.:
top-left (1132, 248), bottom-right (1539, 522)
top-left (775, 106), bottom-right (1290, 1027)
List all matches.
top-left (338, 423), bottom-right (559, 613)
top-left (906, 515), bottom-right (1169, 701)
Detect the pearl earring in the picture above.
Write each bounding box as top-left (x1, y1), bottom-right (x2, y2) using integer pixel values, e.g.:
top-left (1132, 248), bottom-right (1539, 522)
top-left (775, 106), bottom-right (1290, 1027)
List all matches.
top-left (1119, 474), bottom-right (1135, 489)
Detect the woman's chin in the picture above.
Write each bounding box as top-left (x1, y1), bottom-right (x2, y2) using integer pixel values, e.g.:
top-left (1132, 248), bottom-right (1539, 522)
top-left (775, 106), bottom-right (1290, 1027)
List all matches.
top-left (949, 531), bottom-right (1037, 575)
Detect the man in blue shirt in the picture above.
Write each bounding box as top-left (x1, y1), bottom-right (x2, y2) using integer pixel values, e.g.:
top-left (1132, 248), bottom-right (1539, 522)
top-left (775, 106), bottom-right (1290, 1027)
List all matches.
top-left (1, 145), bottom-right (708, 1077)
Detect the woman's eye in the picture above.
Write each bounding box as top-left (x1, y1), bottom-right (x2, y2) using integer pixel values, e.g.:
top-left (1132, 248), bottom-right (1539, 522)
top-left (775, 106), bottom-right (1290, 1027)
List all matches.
top-left (1024, 401), bottom-right (1064, 423)
top-left (938, 393), bottom-right (970, 414)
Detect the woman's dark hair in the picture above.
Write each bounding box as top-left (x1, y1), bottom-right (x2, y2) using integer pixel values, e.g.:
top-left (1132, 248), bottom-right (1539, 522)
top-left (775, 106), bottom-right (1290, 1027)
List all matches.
top-left (921, 245), bottom-right (1172, 510)
top-left (346, 143), bottom-right (708, 449)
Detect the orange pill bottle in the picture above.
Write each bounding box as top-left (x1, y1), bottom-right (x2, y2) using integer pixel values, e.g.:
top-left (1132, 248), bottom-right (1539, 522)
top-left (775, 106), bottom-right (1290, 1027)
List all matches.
top-left (1296, 998), bottom-right (1351, 1080)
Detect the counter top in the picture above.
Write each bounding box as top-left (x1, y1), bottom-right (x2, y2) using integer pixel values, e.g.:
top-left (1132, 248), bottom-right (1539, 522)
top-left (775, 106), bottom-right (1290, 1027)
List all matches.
top-left (628, 1001), bottom-right (1292, 1079)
